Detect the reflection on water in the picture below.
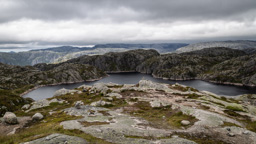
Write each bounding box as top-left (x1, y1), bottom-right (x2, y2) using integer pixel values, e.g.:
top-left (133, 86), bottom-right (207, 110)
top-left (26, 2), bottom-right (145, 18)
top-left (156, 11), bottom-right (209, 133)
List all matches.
top-left (23, 72), bottom-right (256, 100)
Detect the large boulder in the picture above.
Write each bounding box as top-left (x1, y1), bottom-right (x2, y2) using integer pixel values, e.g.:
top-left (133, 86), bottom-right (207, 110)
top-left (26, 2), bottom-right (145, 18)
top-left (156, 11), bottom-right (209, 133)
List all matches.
top-left (3, 112), bottom-right (18, 125)
top-left (32, 113), bottom-right (44, 121)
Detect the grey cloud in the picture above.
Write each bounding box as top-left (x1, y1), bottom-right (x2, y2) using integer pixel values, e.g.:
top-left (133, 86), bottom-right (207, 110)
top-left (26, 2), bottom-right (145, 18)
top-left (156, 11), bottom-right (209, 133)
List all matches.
top-left (0, 0), bottom-right (256, 23)
top-left (0, 0), bottom-right (255, 44)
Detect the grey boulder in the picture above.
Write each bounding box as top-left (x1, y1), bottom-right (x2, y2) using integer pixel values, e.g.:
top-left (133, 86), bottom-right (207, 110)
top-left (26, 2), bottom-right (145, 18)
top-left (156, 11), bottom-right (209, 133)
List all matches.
top-left (3, 112), bottom-right (18, 125)
top-left (32, 113), bottom-right (44, 121)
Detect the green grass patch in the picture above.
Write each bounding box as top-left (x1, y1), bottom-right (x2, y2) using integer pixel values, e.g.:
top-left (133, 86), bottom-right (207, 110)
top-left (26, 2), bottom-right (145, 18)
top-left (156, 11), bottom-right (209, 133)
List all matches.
top-left (125, 101), bottom-right (197, 129)
top-left (225, 105), bottom-right (244, 112)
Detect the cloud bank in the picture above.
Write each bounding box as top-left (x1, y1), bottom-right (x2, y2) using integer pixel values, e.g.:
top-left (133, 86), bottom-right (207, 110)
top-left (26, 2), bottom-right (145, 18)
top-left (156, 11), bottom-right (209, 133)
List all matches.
top-left (0, 0), bottom-right (255, 45)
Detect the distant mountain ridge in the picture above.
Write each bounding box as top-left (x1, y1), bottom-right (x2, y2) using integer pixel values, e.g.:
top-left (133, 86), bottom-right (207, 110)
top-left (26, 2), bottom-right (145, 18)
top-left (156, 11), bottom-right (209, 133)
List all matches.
top-left (176, 40), bottom-right (256, 53)
top-left (0, 43), bottom-right (187, 66)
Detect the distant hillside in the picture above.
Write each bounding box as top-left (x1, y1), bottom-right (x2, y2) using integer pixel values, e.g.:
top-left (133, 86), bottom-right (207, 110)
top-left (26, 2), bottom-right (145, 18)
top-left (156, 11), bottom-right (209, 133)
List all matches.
top-left (93, 43), bottom-right (188, 53)
top-left (176, 40), bottom-right (256, 53)
top-left (0, 43), bottom-right (187, 66)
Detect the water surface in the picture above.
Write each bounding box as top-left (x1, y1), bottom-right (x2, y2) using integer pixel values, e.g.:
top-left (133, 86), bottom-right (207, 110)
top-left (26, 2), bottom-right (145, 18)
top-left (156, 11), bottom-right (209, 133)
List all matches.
top-left (23, 73), bottom-right (256, 100)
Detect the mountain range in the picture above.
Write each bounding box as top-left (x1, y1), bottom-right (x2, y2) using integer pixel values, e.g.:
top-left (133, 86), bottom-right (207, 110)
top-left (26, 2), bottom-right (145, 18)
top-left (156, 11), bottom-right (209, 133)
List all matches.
top-left (0, 43), bottom-right (188, 66)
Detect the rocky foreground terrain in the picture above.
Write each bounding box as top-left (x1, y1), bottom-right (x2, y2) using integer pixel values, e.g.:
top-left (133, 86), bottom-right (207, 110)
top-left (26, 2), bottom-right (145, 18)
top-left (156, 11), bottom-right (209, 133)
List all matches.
top-left (0, 80), bottom-right (256, 144)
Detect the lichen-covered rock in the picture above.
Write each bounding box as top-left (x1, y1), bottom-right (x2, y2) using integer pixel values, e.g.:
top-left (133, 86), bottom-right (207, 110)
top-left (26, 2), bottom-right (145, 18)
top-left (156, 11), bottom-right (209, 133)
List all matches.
top-left (106, 93), bottom-right (122, 99)
top-left (74, 101), bottom-right (84, 109)
top-left (21, 133), bottom-right (88, 144)
top-left (139, 80), bottom-right (169, 91)
top-left (3, 112), bottom-right (18, 125)
top-left (26, 98), bottom-right (65, 112)
top-left (90, 100), bottom-right (111, 107)
top-left (54, 88), bottom-right (78, 97)
top-left (92, 83), bottom-right (109, 94)
top-left (32, 113), bottom-right (44, 121)
top-left (150, 100), bottom-right (171, 108)
top-left (21, 104), bottom-right (30, 110)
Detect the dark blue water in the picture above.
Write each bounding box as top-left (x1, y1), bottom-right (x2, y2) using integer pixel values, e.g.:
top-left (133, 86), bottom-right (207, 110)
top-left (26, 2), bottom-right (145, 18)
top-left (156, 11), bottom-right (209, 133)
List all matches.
top-left (23, 73), bottom-right (256, 100)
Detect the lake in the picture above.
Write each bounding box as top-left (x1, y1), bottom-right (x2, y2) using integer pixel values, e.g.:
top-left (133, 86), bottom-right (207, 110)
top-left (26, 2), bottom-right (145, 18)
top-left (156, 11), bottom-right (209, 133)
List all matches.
top-left (23, 72), bottom-right (256, 100)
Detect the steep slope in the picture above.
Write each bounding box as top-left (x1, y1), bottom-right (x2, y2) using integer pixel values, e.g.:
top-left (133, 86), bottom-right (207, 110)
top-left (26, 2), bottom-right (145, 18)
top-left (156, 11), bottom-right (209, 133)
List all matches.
top-left (176, 40), bottom-right (256, 53)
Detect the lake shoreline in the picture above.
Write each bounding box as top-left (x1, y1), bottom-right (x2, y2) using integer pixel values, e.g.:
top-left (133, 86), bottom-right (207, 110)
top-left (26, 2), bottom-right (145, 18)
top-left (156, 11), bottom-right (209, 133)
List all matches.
top-left (151, 73), bottom-right (256, 88)
top-left (22, 72), bottom-right (256, 100)
top-left (20, 75), bottom-right (108, 97)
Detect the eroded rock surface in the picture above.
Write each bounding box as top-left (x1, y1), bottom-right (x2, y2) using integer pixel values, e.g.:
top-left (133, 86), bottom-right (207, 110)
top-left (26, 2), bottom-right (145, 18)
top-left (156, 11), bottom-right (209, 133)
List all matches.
top-left (21, 133), bottom-right (88, 144)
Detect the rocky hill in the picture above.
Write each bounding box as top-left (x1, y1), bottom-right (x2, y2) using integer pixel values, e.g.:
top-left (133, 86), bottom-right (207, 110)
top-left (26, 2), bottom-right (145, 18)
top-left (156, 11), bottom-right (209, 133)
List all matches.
top-left (203, 53), bottom-right (256, 86)
top-left (176, 40), bottom-right (256, 53)
top-left (136, 48), bottom-right (246, 79)
top-left (67, 49), bottom-right (160, 72)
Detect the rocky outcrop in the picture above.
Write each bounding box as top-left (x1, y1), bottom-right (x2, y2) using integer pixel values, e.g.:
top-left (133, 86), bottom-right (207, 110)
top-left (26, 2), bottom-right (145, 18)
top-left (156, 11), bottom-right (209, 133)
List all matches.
top-left (53, 88), bottom-right (79, 97)
top-left (21, 133), bottom-right (88, 144)
top-left (26, 98), bottom-right (66, 112)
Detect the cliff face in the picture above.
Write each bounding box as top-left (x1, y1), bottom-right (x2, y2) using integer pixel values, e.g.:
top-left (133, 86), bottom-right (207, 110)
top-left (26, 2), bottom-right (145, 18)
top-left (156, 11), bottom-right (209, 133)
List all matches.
top-left (67, 49), bottom-right (160, 72)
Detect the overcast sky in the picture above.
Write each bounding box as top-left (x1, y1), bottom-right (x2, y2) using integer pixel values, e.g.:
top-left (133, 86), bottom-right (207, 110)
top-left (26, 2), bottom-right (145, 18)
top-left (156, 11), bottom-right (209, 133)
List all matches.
top-left (0, 0), bottom-right (256, 48)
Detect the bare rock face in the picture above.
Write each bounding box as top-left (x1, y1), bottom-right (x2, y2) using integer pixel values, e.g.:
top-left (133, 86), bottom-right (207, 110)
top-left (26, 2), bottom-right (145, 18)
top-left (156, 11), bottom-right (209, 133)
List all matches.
top-left (90, 100), bottom-right (111, 107)
top-left (21, 133), bottom-right (88, 144)
top-left (32, 113), bottom-right (44, 121)
top-left (54, 88), bottom-right (79, 97)
top-left (106, 93), bottom-right (123, 99)
top-left (3, 112), bottom-right (18, 125)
